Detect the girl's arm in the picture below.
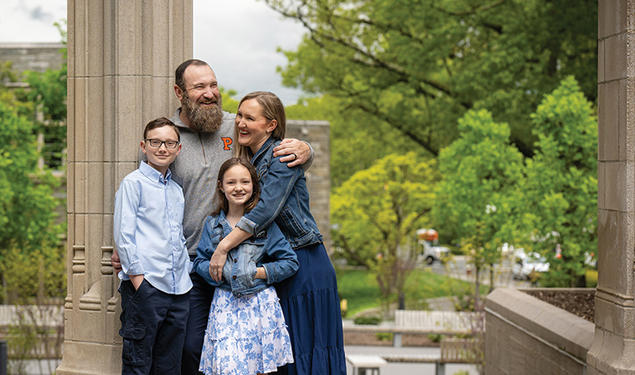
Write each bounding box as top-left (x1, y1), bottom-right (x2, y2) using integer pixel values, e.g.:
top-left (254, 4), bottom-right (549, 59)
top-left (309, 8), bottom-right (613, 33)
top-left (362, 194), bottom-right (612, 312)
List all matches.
top-left (209, 154), bottom-right (302, 282)
top-left (193, 218), bottom-right (223, 286)
top-left (208, 227), bottom-right (251, 282)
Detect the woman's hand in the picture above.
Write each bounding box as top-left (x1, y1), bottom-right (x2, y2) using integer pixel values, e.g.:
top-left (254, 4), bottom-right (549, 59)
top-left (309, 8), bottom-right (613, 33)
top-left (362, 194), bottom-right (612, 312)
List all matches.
top-left (209, 240), bottom-right (229, 282)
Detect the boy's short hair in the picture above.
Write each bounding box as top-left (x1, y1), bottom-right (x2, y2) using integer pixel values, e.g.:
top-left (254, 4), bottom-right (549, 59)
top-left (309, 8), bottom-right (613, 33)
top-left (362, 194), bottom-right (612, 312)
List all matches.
top-left (143, 117), bottom-right (180, 142)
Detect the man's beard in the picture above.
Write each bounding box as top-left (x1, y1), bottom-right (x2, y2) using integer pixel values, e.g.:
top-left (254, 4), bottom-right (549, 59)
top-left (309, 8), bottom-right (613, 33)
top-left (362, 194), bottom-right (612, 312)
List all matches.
top-left (181, 91), bottom-right (224, 133)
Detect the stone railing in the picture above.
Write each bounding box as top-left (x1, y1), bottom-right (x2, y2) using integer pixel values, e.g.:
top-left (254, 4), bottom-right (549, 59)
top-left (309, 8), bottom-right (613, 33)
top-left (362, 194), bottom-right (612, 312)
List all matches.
top-left (0, 304), bottom-right (64, 360)
top-left (343, 310), bottom-right (482, 347)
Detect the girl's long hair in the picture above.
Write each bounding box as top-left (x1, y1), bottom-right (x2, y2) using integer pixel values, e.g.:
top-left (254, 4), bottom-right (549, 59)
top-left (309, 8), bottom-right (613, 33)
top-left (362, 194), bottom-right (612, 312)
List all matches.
top-left (211, 158), bottom-right (261, 216)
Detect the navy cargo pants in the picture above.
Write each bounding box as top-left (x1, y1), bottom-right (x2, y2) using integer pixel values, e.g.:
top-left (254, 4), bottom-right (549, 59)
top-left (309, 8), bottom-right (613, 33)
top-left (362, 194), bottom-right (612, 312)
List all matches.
top-left (119, 279), bottom-right (190, 375)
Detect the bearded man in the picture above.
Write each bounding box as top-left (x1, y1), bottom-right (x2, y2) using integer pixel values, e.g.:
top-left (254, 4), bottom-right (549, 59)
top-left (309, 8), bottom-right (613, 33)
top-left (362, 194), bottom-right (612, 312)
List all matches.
top-left (112, 59), bottom-right (312, 374)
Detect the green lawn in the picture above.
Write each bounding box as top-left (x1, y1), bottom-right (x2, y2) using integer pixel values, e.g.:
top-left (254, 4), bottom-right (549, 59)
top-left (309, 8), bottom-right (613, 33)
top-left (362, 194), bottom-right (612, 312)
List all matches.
top-left (336, 268), bottom-right (485, 317)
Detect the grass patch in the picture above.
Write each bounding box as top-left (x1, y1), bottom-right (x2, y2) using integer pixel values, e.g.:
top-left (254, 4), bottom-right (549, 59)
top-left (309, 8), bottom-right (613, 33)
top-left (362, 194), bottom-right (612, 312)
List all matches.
top-left (337, 268), bottom-right (486, 316)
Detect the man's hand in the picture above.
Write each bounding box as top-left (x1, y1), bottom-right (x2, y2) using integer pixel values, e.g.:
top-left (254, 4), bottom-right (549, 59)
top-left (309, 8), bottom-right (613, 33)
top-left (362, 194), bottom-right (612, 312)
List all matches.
top-left (130, 274), bottom-right (144, 291)
top-left (273, 138), bottom-right (310, 167)
top-left (111, 249), bottom-right (122, 274)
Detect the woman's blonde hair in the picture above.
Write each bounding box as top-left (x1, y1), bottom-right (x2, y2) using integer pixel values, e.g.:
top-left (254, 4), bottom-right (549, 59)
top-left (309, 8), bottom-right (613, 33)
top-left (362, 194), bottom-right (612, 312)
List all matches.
top-left (234, 91), bottom-right (286, 161)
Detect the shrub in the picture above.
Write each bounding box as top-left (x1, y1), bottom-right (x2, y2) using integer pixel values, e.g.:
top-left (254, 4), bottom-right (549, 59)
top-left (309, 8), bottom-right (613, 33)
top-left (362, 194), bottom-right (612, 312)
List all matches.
top-left (353, 316), bottom-right (382, 325)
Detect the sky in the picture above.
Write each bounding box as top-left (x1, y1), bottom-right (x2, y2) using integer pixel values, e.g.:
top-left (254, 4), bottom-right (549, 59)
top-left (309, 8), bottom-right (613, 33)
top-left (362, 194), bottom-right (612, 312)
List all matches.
top-left (0, 0), bottom-right (308, 105)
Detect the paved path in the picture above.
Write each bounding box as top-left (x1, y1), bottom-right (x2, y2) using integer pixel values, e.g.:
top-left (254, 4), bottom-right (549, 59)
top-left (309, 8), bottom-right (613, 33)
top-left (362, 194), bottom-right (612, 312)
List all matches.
top-left (11, 348), bottom-right (479, 375)
top-left (345, 345), bottom-right (479, 375)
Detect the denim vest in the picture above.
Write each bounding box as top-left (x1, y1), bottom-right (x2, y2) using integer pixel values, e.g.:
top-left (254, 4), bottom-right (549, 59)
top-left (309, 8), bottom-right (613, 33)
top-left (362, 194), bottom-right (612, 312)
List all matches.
top-left (194, 211), bottom-right (298, 297)
top-left (236, 137), bottom-right (323, 249)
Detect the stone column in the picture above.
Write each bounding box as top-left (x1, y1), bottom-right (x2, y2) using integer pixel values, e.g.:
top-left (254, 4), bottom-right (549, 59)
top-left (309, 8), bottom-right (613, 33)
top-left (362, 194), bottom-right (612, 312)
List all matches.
top-left (56, 1), bottom-right (192, 373)
top-left (587, 1), bottom-right (635, 373)
top-left (286, 120), bottom-right (331, 250)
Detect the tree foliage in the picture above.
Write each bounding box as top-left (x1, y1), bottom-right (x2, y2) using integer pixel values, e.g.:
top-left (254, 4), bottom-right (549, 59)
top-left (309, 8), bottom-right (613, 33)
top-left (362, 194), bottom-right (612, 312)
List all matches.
top-left (331, 152), bottom-right (437, 311)
top-left (23, 21), bottom-right (68, 169)
top-left (434, 109), bottom-right (525, 306)
top-left (264, 0), bottom-right (596, 156)
top-left (287, 95), bottom-right (423, 186)
top-left (0, 101), bottom-right (61, 253)
top-left (522, 76), bottom-right (597, 287)
top-left (0, 39), bottom-right (66, 302)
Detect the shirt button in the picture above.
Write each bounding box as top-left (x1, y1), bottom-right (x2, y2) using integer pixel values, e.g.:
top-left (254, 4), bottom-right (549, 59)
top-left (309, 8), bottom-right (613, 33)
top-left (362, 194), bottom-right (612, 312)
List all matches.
top-left (232, 275), bottom-right (237, 280)
top-left (233, 259), bottom-right (237, 263)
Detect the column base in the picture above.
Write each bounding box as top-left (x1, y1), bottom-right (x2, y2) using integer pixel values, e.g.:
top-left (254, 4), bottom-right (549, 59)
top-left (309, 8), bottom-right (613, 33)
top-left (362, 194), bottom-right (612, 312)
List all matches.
top-left (56, 341), bottom-right (122, 375)
top-left (587, 328), bottom-right (635, 375)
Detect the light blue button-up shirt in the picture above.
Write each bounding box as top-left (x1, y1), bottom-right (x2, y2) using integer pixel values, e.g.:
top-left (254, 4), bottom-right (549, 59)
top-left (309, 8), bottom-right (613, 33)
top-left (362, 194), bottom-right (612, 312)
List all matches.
top-left (113, 161), bottom-right (192, 295)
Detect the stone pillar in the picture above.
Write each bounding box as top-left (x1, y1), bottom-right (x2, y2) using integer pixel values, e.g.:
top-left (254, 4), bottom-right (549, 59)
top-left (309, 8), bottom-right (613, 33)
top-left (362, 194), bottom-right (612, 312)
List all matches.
top-left (56, 1), bottom-right (192, 374)
top-left (286, 120), bottom-right (331, 251)
top-left (587, 1), bottom-right (635, 373)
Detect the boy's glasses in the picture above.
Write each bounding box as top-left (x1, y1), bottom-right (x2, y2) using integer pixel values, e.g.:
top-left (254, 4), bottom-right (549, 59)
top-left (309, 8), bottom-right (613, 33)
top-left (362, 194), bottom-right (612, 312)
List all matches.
top-left (145, 139), bottom-right (180, 149)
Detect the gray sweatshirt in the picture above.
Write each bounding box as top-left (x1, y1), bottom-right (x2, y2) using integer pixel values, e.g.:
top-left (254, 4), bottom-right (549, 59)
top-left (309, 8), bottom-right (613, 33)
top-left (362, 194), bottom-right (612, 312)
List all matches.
top-left (170, 108), bottom-right (236, 256)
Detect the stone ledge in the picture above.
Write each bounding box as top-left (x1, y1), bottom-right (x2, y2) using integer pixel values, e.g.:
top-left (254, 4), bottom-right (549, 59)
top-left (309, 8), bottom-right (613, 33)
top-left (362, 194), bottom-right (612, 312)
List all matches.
top-left (485, 288), bottom-right (594, 361)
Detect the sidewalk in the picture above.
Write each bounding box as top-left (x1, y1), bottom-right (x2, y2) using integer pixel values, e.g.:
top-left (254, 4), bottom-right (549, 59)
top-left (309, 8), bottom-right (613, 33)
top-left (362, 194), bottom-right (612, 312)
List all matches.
top-left (345, 345), bottom-right (478, 375)
top-left (9, 348), bottom-right (478, 374)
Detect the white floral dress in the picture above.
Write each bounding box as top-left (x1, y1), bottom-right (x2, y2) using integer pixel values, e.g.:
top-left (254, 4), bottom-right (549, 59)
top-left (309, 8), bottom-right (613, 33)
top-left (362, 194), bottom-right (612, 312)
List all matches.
top-left (199, 286), bottom-right (294, 375)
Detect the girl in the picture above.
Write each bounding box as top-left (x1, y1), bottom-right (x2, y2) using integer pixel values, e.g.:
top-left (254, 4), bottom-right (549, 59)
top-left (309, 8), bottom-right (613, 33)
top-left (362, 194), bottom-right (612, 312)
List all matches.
top-left (194, 157), bottom-right (298, 375)
top-left (209, 91), bottom-right (346, 374)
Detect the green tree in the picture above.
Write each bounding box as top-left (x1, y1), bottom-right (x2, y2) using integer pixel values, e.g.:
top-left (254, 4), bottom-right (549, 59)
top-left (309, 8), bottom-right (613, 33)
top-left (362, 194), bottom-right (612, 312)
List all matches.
top-left (220, 87), bottom-right (239, 114)
top-left (331, 152), bottom-right (438, 313)
top-left (0, 101), bottom-right (61, 253)
top-left (434, 109), bottom-right (525, 308)
top-left (24, 20), bottom-right (68, 169)
top-left (264, 0), bottom-right (596, 156)
top-left (522, 76), bottom-right (597, 287)
top-left (0, 62), bottom-right (65, 303)
top-left (0, 61), bottom-right (34, 117)
top-left (287, 95), bottom-right (423, 187)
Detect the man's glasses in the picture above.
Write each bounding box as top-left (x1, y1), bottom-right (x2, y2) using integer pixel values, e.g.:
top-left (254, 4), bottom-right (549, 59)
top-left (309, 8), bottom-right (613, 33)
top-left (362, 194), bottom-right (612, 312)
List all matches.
top-left (145, 139), bottom-right (180, 149)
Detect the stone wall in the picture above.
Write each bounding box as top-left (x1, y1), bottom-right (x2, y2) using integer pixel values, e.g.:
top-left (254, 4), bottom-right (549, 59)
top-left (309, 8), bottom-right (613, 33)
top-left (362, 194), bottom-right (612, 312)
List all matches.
top-left (485, 288), bottom-right (594, 375)
top-left (0, 42), bottom-right (65, 75)
top-left (286, 120), bottom-right (331, 251)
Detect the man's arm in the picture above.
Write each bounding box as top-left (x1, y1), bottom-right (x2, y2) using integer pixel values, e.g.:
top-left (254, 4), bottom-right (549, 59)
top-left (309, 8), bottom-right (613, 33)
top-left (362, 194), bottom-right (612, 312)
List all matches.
top-left (273, 138), bottom-right (313, 168)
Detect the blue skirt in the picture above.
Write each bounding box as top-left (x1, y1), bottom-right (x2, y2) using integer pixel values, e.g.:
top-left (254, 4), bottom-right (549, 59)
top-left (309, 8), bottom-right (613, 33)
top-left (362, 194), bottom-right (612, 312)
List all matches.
top-left (275, 243), bottom-right (346, 375)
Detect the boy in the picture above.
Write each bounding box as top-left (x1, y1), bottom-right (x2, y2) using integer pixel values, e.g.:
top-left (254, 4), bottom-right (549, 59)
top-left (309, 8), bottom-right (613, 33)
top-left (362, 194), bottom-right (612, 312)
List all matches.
top-left (113, 117), bottom-right (192, 374)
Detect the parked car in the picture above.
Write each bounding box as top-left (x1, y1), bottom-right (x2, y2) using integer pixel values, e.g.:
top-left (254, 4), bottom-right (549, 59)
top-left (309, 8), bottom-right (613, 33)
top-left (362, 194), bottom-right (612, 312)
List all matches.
top-left (512, 249), bottom-right (549, 280)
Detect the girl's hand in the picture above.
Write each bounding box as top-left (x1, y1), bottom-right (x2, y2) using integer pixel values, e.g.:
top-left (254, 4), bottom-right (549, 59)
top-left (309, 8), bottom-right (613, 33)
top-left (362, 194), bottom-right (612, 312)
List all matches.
top-left (210, 241), bottom-right (229, 282)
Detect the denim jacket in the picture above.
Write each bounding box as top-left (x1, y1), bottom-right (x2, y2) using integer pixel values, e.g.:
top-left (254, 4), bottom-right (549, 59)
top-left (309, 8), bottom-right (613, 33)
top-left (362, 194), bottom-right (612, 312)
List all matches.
top-left (194, 211), bottom-right (299, 297)
top-left (236, 137), bottom-right (324, 249)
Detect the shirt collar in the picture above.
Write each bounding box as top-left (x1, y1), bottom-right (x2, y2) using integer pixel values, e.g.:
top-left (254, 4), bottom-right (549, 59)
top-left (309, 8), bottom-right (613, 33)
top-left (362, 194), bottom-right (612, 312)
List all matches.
top-left (139, 161), bottom-right (172, 184)
top-left (211, 210), bottom-right (234, 235)
top-left (251, 136), bottom-right (278, 164)
top-left (172, 108), bottom-right (189, 129)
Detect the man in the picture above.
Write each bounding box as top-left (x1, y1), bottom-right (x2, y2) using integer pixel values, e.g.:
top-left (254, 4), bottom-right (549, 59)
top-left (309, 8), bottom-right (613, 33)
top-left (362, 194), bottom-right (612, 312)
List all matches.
top-left (112, 59), bottom-right (312, 374)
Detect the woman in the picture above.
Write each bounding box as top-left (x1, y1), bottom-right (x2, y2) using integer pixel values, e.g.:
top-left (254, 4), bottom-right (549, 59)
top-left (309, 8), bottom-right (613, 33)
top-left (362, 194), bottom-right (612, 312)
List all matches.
top-left (209, 91), bottom-right (346, 374)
